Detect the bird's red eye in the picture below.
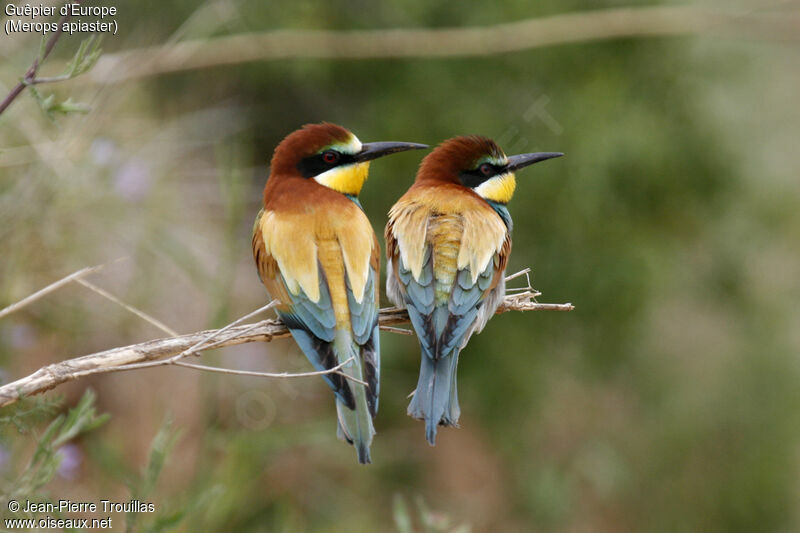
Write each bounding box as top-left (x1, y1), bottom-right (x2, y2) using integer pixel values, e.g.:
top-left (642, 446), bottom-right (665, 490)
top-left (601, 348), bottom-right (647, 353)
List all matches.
top-left (479, 163), bottom-right (493, 176)
top-left (322, 151), bottom-right (339, 164)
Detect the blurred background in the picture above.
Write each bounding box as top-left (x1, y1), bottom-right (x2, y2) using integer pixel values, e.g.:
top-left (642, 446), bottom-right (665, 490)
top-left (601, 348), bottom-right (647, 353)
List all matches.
top-left (2, 0), bottom-right (800, 531)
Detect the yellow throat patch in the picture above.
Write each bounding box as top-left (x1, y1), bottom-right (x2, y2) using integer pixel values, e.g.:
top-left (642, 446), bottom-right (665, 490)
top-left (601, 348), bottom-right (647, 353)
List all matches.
top-left (474, 172), bottom-right (516, 204)
top-left (314, 162), bottom-right (371, 196)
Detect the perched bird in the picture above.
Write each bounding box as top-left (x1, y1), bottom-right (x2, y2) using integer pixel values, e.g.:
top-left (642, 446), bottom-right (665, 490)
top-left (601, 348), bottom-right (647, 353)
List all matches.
top-left (385, 136), bottom-right (562, 445)
top-left (252, 123), bottom-right (427, 463)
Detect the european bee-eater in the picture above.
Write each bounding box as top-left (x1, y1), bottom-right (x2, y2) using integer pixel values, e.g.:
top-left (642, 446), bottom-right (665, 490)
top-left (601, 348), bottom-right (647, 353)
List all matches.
top-left (385, 136), bottom-right (562, 445)
top-left (252, 123), bottom-right (427, 463)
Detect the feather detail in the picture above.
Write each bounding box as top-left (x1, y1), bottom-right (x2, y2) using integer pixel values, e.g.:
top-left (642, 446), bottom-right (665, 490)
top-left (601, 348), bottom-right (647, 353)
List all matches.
top-left (336, 212), bottom-right (376, 304)
top-left (258, 179), bottom-right (375, 305)
top-left (251, 209), bottom-right (292, 310)
top-left (387, 201), bottom-right (430, 280)
top-left (427, 214), bottom-right (462, 306)
top-left (317, 239), bottom-right (351, 329)
top-left (387, 183), bottom-right (506, 285)
top-left (258, 210), bottom-right (320, 302)
top-left (458, 208), bottom-right (506, 283)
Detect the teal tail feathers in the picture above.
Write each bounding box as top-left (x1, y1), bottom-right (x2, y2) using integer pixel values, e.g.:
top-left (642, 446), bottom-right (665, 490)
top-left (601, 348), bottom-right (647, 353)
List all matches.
top-left (407, 349), bottom-right (461, 446)
top-left (333, 330), bottom-right (375, 464)
top-left (336, 400), bottom-right (374, 464)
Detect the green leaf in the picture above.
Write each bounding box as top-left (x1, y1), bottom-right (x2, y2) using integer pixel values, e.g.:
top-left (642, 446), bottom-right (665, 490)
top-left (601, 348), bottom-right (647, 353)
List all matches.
top-left (126, 417), bottom-right (180, 533)
top-left (48, 98), bottom-right (91, 116)
top-left (53, 389), bottom-right (109, 448)
top-left (61, 35), bottom-right (103, 78)
top-left (141, 417), bottom-right (180, 499)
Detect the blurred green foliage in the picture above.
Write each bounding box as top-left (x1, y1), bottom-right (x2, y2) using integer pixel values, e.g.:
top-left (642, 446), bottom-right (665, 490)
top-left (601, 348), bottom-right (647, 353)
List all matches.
top-left (1, 391), bottom-right (108, 517)
top-left (1, 0), bottom-right (799, 531)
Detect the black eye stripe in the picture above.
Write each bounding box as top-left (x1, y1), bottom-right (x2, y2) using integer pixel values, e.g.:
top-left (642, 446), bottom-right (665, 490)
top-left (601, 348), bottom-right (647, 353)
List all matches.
top-left (458, 162), bottom-right (505, 188)
top-left (297, 151), bottom-right (357, 178)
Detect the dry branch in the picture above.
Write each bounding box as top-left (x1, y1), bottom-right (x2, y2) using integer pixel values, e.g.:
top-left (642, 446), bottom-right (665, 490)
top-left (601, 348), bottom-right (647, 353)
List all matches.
top-left (85, 5), bottom-right (800, 84)
top-left (0, 292), bottom-right (573, 408)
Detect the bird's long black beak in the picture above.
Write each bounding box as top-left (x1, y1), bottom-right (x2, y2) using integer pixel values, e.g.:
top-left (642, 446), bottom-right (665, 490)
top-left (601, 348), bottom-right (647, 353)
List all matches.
top-left (355, 141), bottom-right (428, 163)
top-left (506, 152), bottom-right (564, 172)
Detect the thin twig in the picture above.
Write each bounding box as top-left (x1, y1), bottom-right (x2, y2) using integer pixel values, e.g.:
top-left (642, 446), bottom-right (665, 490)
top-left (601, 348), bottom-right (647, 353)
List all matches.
top-left (0, 264), bottom-right (104, 320)
top-left (504, 268), bottom-right (531, 283)
top-left (84, 5), bottom-right (800, 84)
top-left (379, 325), bottom-right (415, 336)
top-left (164, 300), bottom-right (278, 363)
top-left (0, 0), bottom-right (82, 115)
top-left (174, 357), bottom-right (368, 386)
top-left (201, 321), bottom-right (265, 351)
top-left (76, 278), bottom-right (179, 337)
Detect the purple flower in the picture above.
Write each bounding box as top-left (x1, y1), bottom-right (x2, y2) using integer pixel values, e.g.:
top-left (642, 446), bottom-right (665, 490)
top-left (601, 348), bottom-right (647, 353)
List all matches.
top-left (56, 444), bottom-right (83, 480)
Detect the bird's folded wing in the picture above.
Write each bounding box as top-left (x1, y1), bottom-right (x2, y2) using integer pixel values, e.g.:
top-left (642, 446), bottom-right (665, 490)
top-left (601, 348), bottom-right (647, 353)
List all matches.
top-left (346, 233), bottom-right (380, 345)
top-left (252, 209), bottom-right (355, 407)
top-left (387, 203), bottom-right (511, 359)
top-left (253, 208), bottom-right (382, 411)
